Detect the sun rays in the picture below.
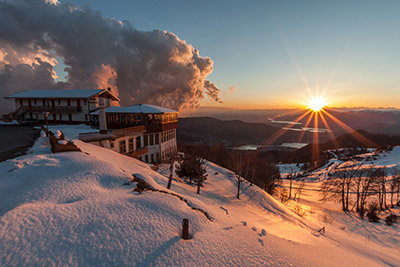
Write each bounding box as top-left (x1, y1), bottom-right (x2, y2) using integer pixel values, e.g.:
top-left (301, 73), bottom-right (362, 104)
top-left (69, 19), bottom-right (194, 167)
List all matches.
top-left (265, 92), bottom-right (375, 166)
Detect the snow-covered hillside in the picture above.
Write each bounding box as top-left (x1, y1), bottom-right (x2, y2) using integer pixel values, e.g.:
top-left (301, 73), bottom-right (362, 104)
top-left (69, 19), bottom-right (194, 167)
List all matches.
top-left (1, 126), bottom-right (399, 266)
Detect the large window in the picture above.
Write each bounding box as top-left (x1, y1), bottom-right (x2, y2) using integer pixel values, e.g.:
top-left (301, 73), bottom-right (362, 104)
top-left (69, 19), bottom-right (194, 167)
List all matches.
top-left (155, 133), bottom-right (159, 145)
top-left (136, 136), bottom-right (141, 149)
top-left (150, 134), bottom-right (154, 146)
top-left (129, 138), bottom-right (134, 152)
top-left (144, 135), bottom-right (148, 146)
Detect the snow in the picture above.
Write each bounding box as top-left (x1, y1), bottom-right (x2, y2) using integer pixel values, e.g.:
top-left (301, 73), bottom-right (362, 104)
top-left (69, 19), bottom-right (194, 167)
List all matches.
top-left (1, 127), bottom-right (399, 266)
top-left (47, 124), bottom-right (94, 140)
top-left (6, 89), bottom-right (105, 99)
top-left (0, 120), bottom-right (19, 125)
top-left (279, 163), bottom-right (304, 178)
top-left (90, 104), bottom-right (178, 115)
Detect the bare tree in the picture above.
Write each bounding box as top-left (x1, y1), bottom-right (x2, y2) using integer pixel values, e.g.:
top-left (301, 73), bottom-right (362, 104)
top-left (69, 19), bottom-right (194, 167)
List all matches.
top-left (287, 169), bottom-right (295, 200)
top-left (231, 151), bottom-right (250, 199)
top-left (389, 167), bottom-right (400, 208)
top-left (167, 157), bottom-right (175, 189)
top-left (359, 167), bottom-right (376, 214)
top-left (372, 167), bottom-right (387, 210)
top-left (293, 179), bottom-right (305, 202)
top-left (353, 165), bottom-right (366, 212)
top-left (320, 166), bottom-right (354, 211)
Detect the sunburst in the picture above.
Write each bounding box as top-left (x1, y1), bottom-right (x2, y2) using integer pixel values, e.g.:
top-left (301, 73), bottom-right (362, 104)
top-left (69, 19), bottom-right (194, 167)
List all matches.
top-left (307, 96), bottom-right (327, 112)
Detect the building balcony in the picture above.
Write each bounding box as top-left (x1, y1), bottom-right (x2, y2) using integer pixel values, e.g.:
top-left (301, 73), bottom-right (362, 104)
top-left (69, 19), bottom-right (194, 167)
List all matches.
top-left (128, 147), bottom-right (148, 158)
top-left (22, 105), bottom-right (82, 113)
top-left (146, 121), bottom-right (178, 133)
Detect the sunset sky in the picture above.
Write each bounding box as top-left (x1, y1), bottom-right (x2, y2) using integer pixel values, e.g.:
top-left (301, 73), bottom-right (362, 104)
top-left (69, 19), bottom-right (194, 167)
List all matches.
top-left (61, 0), bottom-right (400, 109)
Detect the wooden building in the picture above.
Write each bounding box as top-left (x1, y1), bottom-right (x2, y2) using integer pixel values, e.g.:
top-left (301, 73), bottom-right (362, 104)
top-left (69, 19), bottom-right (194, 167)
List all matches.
top-left (5, 89), bottom-right (119, 124)
top-left (88, 104), bottom-right (179, 163)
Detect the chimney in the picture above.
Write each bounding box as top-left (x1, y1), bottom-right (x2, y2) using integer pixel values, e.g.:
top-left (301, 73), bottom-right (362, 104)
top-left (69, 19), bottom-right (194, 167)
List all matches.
top-left (99, 97), bottom-right (107, 134)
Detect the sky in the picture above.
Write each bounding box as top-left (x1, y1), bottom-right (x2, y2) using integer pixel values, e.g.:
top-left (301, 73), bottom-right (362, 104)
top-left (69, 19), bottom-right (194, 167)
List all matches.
top-left (59, 0), bottom-right (400, 109)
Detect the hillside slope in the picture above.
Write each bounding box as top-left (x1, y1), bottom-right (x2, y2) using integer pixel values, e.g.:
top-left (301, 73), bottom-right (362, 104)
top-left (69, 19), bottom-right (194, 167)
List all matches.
top-left (0, 127), bottom-right (397, 266)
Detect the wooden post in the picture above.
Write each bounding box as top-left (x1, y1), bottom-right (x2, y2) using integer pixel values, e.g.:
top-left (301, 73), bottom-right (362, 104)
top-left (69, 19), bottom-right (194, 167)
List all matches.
top-left (182, 218), bottom-right (189, 240)
top-left (167, 158), bottom-right (174, 189)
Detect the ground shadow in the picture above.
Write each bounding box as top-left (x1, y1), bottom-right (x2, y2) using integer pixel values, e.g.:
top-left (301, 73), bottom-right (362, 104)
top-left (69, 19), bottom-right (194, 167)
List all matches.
top-left (137, 236), bottom-right (181, 266)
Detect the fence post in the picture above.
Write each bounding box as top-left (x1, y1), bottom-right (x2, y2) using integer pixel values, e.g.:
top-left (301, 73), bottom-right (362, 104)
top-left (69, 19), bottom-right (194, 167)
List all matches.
top-left (182, 218), bottom-right (189, 240)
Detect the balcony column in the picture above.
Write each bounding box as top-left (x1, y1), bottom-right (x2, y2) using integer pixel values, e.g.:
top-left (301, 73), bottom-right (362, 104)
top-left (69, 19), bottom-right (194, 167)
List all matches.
top-left (99, 97), bottom-right (107, 134)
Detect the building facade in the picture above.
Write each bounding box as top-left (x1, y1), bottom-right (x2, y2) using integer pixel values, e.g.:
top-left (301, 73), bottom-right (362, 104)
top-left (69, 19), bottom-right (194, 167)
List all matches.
top-left (5, 89), bottom-right (178, 164)
top-left (88, 104), bottom-right (178, 163)
top-left (5, 89), bottom-right (119, 124)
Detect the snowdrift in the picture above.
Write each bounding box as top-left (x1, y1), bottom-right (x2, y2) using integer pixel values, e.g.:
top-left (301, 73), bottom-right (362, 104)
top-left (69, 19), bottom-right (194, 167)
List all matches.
top-left (0, 127), bottom-right (397, 266)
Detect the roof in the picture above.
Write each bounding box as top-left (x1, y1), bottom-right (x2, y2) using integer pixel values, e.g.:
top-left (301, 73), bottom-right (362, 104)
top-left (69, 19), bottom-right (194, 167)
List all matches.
top-left (91, 104), bottom-right (178, 115)
top-left (5, 89), bottom-right (120, 101)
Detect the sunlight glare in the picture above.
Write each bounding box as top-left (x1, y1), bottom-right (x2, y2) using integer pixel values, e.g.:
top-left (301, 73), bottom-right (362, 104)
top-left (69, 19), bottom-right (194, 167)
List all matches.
top-left (307, 96), bottom-right (326, 112)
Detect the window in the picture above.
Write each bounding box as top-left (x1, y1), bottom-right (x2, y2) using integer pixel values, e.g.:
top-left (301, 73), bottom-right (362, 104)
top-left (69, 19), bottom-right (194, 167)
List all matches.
top-left (156, 153), bottom-right (159, 162)
top-left (136, 136), bottom-right (141, 149)
top-left (68, 114), bottom-right (72, 121)
top-left (144, 135), bottom-right (148, 146)
top-left (59, 114), bottom-right (62, 120)
top-left (155, 133), bottom-right (159, 145)
top-left (129, 138), bottom-right (134, 152)
top-left (119, 140), bottom-right (126, 154)
top-left (67, 99), bottom-right (71, 106)
top-left (110, 141), bottom-right (114, 148)
top-left (151, 154), bottom-right (154, 163)
top-left (58, 99), bottom-right (61, 105)
top-left (35, 113), bottom-right (38, 119)
top-left (145, 155), bottom-right (148, 163)
top-left (150, 134), bottom-right (154, 146)
top-left (34, 99), bottom-right (37, 105)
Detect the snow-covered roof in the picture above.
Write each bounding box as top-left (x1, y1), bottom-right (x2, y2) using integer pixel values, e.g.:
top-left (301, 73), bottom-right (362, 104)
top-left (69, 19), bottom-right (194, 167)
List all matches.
top-left (91, 104), bottom-right (178, 115)
top-left (5, 89), bottom-right (120, 101)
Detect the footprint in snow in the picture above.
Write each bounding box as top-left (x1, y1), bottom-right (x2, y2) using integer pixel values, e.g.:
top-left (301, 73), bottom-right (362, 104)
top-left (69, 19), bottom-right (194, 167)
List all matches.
top-left (259, 229), bottom-right (267, 237)
top-left (241, 221), bottom-right (247, 226)
top-left (251, 226), bottom-right (257, 232)
top-left (257, 238), bottom-right (264, 247)
top-left (223, 226), bottom-right (233, 230)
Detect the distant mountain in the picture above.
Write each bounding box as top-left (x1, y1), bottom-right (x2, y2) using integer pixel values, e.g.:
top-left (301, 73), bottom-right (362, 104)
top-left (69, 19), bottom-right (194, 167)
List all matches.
top-left (289, 130), bottom-right (400, 162)
top-left (177, 117), bottom-right (330, 146)
top-left (268, 108), bottom-right (400, 136)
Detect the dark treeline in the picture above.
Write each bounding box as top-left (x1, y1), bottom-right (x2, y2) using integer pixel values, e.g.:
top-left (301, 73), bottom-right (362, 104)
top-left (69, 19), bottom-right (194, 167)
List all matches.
top-left (178, 143), bottom-right (281, 195)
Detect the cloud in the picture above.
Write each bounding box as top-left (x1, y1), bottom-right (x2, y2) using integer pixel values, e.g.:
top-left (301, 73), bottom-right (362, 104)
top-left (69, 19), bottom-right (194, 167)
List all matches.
top-left (0, 0), bottom-right (221, 114)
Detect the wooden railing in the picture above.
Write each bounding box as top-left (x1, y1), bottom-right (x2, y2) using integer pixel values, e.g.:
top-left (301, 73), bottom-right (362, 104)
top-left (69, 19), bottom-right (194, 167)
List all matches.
top-left (22, 105), bottom-right (82, 112)
top-left (78, 132), bottom-right (113, 142)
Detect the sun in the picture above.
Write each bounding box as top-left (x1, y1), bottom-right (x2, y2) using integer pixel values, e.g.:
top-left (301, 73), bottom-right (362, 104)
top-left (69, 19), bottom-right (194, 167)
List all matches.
top-left (307, 96), bottom-right (326, 112)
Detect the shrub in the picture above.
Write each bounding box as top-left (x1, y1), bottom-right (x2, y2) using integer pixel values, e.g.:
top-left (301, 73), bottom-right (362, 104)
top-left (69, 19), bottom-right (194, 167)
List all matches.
top-left (176, 154), bottom-right (207, 194)
top-left (384, 214), bottom-right (398, 226)
top-left (293, 203), bottom-right (305, 217)
top-left (366, 202), bottom-right (380, 223)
